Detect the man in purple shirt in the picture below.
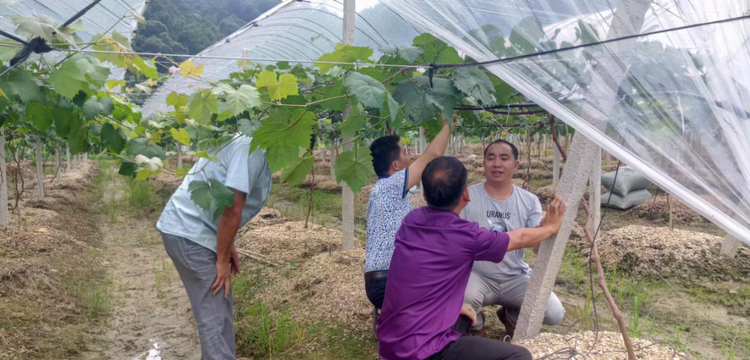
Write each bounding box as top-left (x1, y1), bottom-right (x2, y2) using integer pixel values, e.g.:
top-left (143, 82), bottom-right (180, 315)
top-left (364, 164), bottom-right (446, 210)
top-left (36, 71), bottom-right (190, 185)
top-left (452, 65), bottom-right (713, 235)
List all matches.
top-left (377, 157), bottom-right (566, 360)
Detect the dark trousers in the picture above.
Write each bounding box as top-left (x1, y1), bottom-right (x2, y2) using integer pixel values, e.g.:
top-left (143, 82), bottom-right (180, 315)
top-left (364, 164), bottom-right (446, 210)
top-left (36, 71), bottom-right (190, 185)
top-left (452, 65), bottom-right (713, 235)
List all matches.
top-left (365, 271), bottom-right (388, 309)
top-left (426, 336), bottom-right (532, 360)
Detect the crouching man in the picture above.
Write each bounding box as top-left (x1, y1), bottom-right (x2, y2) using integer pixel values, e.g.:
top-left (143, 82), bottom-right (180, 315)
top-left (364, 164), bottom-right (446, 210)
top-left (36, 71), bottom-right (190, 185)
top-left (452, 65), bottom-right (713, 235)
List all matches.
top-left (376, 157), bottom-right (567, 360)
top-left (462, 139), bottom-right (565, 336)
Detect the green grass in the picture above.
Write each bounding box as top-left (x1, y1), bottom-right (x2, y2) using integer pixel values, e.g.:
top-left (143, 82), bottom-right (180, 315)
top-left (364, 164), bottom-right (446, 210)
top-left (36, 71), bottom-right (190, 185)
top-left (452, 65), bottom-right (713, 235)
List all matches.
top-left (125, 177), bottom-right (159, 209)
top-left (233, 266), bottom-right (377, 359)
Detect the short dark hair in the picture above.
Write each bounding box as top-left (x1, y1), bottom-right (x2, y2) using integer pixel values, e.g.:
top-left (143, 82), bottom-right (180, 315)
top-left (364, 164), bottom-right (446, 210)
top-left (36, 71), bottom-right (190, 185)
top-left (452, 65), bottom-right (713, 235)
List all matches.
top-left (370, 135), bottom-right (402, 177)
top-left (484, 139), bottom-right (519, 159)
top-left (422, 157), bottom-right (468, 210)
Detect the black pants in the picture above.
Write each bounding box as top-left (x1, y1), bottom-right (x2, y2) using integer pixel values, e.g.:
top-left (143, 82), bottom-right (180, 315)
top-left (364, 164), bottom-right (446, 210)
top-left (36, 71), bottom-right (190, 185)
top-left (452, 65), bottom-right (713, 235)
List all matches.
top-left (427, 336), bottom-right (532, 360)
top-left (365, 271), bottom-right (388, 309)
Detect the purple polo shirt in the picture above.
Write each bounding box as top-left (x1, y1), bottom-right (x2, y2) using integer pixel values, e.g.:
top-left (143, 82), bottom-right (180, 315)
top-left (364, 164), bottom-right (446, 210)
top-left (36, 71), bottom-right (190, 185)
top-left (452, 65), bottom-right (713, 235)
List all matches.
top-left (376, 207), bottom-right (510, 360)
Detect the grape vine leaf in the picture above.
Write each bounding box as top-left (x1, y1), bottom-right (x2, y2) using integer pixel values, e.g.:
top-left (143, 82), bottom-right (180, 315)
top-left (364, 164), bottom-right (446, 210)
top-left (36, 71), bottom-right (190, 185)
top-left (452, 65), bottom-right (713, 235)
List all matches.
top-left (12, 15), bottom-right (57, 41)
top-left (25, 101), bottom-right (52, 132)
top-left (315, 81), bottom-right (346, 111)
top-left (188, 179), bottom-right (235, 221)
top-left (393, 81), bottom-right (434, 123)
top-left (264, 144), bottom-right (300, 172)
top-left (250, 108), bottom-right (314, 171)
top-left (451, 67), bottom-right (497, 106)
top-left (118, 161), bottom-right (138, 177)
top-left (166, 92), bottom-right (188, 111)
top-left (83, 97), bottom-right (114, 119)
top-left (2, 69), bottom-right (44, 103)
top-left (53, 107), bottom-right (77, 136)
top-left (237, 118), bottom-right (261, 137)
top-left (127, 138), bottom-right (167, 159)
top-left (0, 47), bottom-right (16, 62)
top-left (344, 72), bottom-right (398, 121)
top-left (188, 90), bottom-right (219, 125)
top-left (412, 33), bottom-right (462, 64)
top-left (315, 44), bottom-right (373, 73)
top-left (170, 127), bottom-right (191, 146)
top-left (380, 45), bottom-right (423, 63)
top-left (49, 59), bottom-right (86, 99)
top-left (339, 103), bottom-right (367, 137)
top-left (101, 123), bottom-right (126, 152)
top-left (491, 76), bottom-right (518, 104)
top-left (255, 72), bottom-right (299, 101)
top-left (132, 55), bottom-right (158, 80)
top-left (393, 76), bottom-right (461, 123)
top-left (334, 145), bottom-right (375, 193)
top-left (179, 60), bottom-right (205, 78)
top-left (83, 57), bottom-right (111, 85)
top-left (221, 85), bottom-right (260, 116)
top-left (281, 156), bottom-right (313, 186)
top-left (576, 20), bottom-right (600, 44)
top-left (67, 122), bottom-right (88, 154)
top-left (509, 16), bottom-right (545, 54)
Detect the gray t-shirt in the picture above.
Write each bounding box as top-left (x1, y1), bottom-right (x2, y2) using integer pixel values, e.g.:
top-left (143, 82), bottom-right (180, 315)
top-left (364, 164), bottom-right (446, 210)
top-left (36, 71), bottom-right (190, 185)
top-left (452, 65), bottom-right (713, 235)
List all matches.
top-left (460, 183), bottom-right (543, 279)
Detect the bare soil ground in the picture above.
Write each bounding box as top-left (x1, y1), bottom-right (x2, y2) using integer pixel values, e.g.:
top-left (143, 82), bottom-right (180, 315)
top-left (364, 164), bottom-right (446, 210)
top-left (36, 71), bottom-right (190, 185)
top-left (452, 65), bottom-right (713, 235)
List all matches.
top-left (1, 161), bottom-right (201, 360)
top-left (80, 169), bottom-right (200, 360)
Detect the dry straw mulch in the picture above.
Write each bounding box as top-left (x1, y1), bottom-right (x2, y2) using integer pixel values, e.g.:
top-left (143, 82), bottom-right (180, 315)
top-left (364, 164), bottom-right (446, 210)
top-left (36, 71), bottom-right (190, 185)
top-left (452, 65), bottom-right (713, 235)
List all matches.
top-left (236, 209), bottom-right (372, 332)
top-left (516, 331), bottom-right (686, 359)
top-left (597, 225), bottom-right (750, 280)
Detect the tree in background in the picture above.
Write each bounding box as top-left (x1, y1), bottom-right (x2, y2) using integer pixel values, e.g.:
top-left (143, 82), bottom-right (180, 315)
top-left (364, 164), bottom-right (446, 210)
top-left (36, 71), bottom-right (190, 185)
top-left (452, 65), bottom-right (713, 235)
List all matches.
top-left (133, 0), bottom-right (279, 65)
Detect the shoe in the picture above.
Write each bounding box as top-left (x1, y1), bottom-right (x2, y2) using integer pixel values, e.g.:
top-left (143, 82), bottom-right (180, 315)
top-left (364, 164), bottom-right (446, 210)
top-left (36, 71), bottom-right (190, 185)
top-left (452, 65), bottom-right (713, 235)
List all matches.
top-left (496, 307), bottom-right (516, 338)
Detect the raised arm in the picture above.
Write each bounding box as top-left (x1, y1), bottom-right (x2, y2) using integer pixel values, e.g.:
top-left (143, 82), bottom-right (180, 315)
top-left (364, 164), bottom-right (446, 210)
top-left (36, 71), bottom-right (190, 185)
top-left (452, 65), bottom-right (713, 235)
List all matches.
top-left (507, 195), bottom-right (566, 251)
top-left (406, 117), bottom-right (452, 189)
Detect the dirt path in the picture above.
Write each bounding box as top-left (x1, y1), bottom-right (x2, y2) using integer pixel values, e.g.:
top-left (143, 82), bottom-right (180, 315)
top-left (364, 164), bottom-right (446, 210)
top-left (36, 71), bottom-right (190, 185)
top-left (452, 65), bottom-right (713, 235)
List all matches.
top-left (81, 174), bottom-right (200, 359)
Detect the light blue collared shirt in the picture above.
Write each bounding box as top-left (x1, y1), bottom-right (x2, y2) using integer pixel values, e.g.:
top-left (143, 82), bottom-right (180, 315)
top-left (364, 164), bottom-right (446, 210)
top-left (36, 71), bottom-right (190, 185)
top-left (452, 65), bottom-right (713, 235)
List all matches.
top-left (157, 134), bottom-right (271, 252)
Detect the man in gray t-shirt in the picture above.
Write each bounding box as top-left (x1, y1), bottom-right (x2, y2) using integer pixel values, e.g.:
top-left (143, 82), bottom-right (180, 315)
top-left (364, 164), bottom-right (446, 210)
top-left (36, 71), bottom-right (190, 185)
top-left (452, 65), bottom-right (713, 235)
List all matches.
top-left (460, 139), bottom-right (565, 336)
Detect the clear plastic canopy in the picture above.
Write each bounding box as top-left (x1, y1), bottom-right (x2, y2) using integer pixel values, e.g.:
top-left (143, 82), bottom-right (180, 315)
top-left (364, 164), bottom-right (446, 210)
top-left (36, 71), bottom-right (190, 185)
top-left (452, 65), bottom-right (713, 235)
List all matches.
top-left (0, 0), bottom-right (146, 41)
top-left (380, 0), bottom-right (750, 245)
top-left (141, 0), bottom-right (421, 115)
top-left (143, 0), bottom-right (750, 245)
top-left (1, 0), bottom-right (147, 80)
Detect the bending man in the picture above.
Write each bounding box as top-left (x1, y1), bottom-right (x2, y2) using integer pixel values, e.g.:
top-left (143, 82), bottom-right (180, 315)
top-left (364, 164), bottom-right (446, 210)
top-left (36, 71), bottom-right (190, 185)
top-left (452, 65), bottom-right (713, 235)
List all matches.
top-left (156, 134), bottom-right (271, 359)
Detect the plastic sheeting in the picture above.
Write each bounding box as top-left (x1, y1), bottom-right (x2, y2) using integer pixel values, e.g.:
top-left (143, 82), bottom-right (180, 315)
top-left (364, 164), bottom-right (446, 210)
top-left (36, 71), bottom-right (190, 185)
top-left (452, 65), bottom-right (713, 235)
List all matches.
top-left (141, 0), bottom-right (421, 115)
top-left (381, 0), bottom-right (750, 244)
top-left (0, 0), bottom-right (146, 41)
top-left (140, 0), bottom-right (750, 245)
top-left (1, 0), bottom-right (147, 80)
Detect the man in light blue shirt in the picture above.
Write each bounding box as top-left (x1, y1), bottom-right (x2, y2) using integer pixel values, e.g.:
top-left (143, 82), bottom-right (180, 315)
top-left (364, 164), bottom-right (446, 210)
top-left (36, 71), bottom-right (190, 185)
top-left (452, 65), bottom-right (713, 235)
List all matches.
top-left (157, 134), bottom-right (271, 360)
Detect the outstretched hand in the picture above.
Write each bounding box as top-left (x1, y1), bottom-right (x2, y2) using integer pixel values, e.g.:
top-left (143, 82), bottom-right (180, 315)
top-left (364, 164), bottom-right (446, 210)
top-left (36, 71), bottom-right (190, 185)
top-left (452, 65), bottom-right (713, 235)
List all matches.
top-left (540, 195), bottom-right (567, 233)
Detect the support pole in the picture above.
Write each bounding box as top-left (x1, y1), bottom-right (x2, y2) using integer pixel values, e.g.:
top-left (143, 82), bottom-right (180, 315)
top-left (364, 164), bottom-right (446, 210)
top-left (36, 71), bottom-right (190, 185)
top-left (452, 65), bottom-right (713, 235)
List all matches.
top-left (34, 135), bottom-right (45, 200)
top-left (0, 129), bottom-right (8, 228)
top-left (515, 133), bottom-right (598, 339)
top-left (340, 0), bottom-right (356, 251)
top-left (54, 145), bottom-right (61, 180)
top-left (721, 234), bottom-right (741, 258)
top-left (553, 145), bottom-right (560, 188)
top-left (589, 147), bottom-right (602, 234)
top-left (177, 144), bottom-right (183, 169)
top-left (66, 145), bottom-right (71, 173)
top-left (515, 0), bottom-right (652, 341)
